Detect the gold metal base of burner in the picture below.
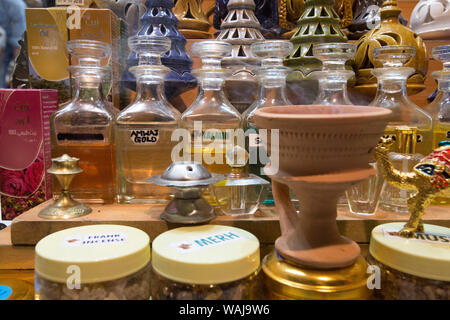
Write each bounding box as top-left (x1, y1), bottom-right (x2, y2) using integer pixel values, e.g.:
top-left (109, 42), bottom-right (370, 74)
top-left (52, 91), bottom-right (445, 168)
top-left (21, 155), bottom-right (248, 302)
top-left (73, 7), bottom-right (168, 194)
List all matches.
top-left (262, 250), bottom-right (372, 300)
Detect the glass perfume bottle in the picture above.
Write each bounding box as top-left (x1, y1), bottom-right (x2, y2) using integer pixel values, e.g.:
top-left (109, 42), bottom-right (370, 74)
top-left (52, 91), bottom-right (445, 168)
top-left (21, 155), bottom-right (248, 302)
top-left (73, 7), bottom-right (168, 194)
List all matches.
top-left (423, 45), bottom-right (450, 205)
top-left (211, 146), bottom-right (269, 215)
top-left (115, 35), bottom-right (181, 204)
top-left (311, 43), bottom-right (357, 208)
top-left (370, 45), bottom-right (433, 213)
top-left (311, 42), bottom-right (356, 106)
top-left (424, 45), bottom-right (450, 148)
top-left (242, 40), bottom-right (292, 205)
top-left (50, 40), bottom-right (116, 204)
top-left (180, 40), bottom-right (241, 175)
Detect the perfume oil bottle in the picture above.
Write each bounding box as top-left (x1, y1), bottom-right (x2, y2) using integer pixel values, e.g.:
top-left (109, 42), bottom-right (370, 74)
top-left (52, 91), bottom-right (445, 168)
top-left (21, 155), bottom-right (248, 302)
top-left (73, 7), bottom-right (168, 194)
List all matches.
top-left (311, 42), bottom-right (356, 105)
top-left (242, 40), bottom-right (292, 205)
top-left (211, 146), bottom-right (269, 215)
top-left (50, 40), bottom-right (116, 204)
top-left (115, 35), bottom-right (181, 204)
top-left (311, 43), bottom-right (357, 208)
top-left (423, 45), bottom-right (450, 205)
top-left (424, 45), bottom-right (450, 148)
top-left (370, 45), bottom-right (433, 213)
top-left (180, 40), bottom-right (241, 175)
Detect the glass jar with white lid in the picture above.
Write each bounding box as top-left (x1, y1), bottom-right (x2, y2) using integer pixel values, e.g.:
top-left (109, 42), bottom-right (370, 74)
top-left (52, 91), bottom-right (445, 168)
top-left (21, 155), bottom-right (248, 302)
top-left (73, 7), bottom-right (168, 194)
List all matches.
top-left (35, 224), bottom-right (151, 300)
top-left (151, 225), bottom-right (262, 300)
top-left (368, 222), bottom-right (450, 300)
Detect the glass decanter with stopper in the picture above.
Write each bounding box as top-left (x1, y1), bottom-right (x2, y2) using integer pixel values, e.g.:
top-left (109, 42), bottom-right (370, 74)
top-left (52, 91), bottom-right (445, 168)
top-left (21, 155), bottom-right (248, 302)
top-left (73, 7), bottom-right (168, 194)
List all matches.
top-left (370, 45), bottom-right (433, 213)
top-left (423, 45), bottom-right (450, 205)
top-left (242, 40), bottom-right (292, 205)
top-left (211, 146), bottom-right (269, 215)
top-left (115, 35), bottom-right (181, 204)
top-left (50, 40), bottom-right (116, 204)
top-left (180, 41), bottom-right (241, 175)
top-left (311, 42), bottom-right (356, 106)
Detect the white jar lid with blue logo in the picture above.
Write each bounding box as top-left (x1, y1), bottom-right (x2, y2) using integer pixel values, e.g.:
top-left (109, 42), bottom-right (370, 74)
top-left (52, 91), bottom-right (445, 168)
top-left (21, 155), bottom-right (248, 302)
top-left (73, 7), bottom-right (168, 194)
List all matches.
top-left (370, 222), bottom-right (450, 281)
top-left (152, 225), bottom-right (260, 285)
top-left (35, 225), bottom-right (150, 284)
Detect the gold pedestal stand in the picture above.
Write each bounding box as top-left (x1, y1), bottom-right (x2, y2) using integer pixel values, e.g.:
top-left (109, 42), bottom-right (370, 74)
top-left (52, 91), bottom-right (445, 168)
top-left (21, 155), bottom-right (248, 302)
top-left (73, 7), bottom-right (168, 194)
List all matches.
top-left (38, 154), bottom-right (92, 220)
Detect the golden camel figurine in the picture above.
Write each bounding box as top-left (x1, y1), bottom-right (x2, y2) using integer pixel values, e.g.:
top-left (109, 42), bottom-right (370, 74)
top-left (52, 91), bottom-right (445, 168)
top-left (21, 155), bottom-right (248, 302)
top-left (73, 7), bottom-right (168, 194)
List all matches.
top-left (375, 138), bottom-right (450, 238)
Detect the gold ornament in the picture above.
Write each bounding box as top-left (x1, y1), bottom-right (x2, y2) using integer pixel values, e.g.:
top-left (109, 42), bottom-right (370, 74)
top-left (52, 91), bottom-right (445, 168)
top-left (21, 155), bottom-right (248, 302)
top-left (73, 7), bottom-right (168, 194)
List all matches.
top-left (279, 0), bottom-right (354, 39)
top-left (173, 0), bottom-right (214, 38)
top-left (39, 154), bottom-right (92, 220)
top-left (354, 0), bottom-right (428, 97)
top-left (375, 138), bottom-right (450, 238)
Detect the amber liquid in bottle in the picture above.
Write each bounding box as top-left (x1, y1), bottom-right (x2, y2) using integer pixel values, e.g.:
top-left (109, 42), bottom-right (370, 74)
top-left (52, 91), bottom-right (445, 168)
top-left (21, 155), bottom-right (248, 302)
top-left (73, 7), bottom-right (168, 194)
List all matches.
top-left (116, 126), bottom-right (176, 203)
top-left (52, 142), bottom-right (116, 203)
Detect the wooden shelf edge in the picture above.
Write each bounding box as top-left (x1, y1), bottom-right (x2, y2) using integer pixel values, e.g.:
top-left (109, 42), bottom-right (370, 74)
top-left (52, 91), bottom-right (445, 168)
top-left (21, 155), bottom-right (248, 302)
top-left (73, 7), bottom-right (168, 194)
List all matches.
top-left (8, 200), bottom-right (450, 245)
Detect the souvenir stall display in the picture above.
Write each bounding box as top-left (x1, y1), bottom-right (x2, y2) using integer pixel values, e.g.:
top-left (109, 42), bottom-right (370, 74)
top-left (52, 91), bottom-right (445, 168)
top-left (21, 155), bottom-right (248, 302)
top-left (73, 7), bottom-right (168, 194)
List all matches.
top-left (0, 0), bottom-right (449, 302)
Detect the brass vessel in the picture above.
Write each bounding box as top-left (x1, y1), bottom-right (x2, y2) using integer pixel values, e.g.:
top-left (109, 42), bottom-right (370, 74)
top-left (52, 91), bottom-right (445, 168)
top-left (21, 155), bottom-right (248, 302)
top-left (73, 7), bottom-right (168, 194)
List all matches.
top-left (262, 251), bottom-right (371, 300)
top-left (38, 154), bottom-right (92, 220)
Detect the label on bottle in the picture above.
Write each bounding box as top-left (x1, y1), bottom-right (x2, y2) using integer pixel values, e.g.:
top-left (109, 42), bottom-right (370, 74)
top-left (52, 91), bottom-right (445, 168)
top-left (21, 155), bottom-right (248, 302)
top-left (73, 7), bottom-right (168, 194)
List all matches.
top-left (55, 0), bottom-right (85, 5)
top-left (0, 285), bottom-right (12, 300)
top-left (62, 232), bottom-right (128, 247)
top-left (171, 231), bottom-right (249, 254)
top-left (382, 228), bottom-right (450, 245)
top-left (57, 133), bottom-right (105, 142)
top-left (129, 130), bottom-right (159, 145)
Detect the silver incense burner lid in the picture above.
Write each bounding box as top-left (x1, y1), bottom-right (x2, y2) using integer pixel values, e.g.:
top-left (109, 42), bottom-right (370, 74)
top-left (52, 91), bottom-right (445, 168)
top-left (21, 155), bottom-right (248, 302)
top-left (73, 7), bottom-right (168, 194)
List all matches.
top-left (148, 162), bottom-right (223, 188)
top-left (148, 162), bottom-right (223, 224)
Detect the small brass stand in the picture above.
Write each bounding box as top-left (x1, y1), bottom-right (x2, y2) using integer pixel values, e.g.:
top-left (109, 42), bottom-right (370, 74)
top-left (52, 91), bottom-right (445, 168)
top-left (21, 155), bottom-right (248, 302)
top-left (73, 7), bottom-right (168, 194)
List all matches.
top-left (39, 154), bottom-right (92, 220)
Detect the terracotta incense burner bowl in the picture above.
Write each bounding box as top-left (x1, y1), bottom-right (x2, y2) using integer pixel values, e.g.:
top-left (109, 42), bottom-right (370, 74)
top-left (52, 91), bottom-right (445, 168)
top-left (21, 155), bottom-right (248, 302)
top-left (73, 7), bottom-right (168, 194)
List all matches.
top-left (253, 105), bottom-right (391, 269)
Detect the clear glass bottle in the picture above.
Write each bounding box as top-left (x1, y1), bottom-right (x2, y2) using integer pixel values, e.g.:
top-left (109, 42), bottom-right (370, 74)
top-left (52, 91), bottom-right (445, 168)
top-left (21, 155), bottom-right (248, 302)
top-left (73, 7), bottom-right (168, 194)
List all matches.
top-left (180, 41), bottom-right (241, 175)
top-left (370, 45), bottom-right (433, 213)
top-left (211, 146), bottom-right (269, 215)
top-left (424, 45), bottom-right (450, 148)
top-left (311, 43), bottom-right (357, 208)
top-left (50, 40), bottom-right (116, 204)
top-left (242, 40), bottom-right (292, 205)
top-left (115, 36), bottom-right (181, 204)
top-left (423, 45), bottom-right (450, 205)
top-left (311, 42), bottom-right (356, 106)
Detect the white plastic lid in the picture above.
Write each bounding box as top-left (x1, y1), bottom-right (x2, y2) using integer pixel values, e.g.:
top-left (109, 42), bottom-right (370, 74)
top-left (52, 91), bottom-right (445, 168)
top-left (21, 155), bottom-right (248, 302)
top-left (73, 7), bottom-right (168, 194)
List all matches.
top-left (35, 225), bottom-right (150, 284)
top-left (152, 225), bottom-right (260, 285)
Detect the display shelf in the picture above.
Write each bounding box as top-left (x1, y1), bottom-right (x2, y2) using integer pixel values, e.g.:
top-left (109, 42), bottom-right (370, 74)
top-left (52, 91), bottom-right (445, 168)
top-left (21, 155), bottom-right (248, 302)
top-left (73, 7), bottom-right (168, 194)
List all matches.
top-left (8, 200), bottom-right (450, 246)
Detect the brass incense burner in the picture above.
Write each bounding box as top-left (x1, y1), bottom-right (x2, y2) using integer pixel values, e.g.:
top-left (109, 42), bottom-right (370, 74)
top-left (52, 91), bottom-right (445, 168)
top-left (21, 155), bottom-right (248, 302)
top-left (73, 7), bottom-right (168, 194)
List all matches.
top-left (39, 155), bottom-right (92, 220)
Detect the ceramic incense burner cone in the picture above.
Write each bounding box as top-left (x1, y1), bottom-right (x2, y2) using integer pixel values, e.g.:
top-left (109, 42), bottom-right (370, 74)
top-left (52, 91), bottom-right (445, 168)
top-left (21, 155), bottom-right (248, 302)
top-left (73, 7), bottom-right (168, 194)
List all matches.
top-left (253, 105), bottom-right (391, 269)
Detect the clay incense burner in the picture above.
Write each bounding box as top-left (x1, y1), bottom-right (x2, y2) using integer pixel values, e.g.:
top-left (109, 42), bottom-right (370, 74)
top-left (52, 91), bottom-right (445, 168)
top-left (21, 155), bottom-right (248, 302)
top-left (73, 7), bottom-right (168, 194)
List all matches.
top-left (253, 105), bottom-right (391, 269)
